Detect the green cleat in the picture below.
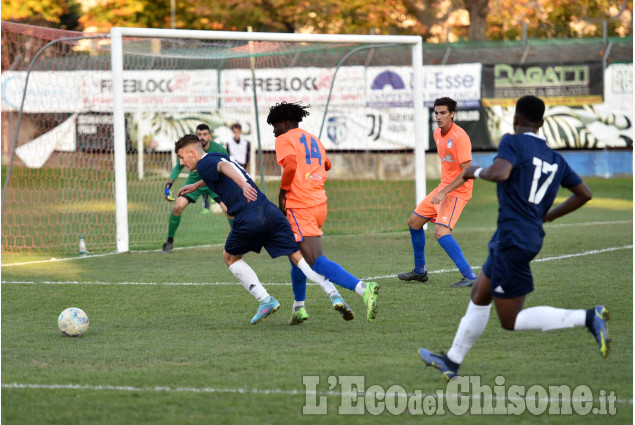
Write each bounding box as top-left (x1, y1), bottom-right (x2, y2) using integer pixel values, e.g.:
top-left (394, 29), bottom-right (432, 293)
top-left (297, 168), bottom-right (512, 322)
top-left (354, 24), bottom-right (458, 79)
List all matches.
top-left (363, 282), bottom-right (379, 322)
top-left (288, 307), bottom-right (308, 325)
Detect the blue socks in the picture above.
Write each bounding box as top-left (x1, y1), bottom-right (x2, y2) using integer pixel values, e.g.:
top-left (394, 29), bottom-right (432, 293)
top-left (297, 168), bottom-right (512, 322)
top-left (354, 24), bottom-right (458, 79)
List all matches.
top-left (312, 256), bottom-right (359, 291)
top-left (409, 227), bottom-right (427, 274)
top-left (438, 234), bottom-right (477, 280)
top-left (289, 260), bottom-right (307, 302)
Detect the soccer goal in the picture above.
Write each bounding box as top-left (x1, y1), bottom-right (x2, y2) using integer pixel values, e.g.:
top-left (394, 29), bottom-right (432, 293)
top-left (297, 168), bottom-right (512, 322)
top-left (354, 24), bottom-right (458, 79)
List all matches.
top-left (1, 24), bottom-right (426, 255)
top-left (110, 28), bottom-right (427, 253)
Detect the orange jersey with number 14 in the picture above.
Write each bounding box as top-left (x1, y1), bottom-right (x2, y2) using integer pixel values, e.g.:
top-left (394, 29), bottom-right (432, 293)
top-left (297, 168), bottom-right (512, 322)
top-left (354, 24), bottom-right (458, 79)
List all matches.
top-left (275, 128), bottom-right (329, 209)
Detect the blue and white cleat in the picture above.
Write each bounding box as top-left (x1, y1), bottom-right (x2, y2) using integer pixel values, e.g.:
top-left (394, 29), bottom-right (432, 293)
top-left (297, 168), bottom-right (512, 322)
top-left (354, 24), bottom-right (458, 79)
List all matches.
top-left (419, 348), bottom-right (459, 382)
top-left (250, 296), bottom-right (280, 325)
top-left (331, 294), bottom-right (355, 321)
top-left (587, 305), bottom-right (610, 359)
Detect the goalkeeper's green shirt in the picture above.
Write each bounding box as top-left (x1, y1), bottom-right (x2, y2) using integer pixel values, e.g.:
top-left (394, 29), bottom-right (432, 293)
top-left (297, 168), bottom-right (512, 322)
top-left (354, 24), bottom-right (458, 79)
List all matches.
top-left (169, 140), bottom-right (228, 181)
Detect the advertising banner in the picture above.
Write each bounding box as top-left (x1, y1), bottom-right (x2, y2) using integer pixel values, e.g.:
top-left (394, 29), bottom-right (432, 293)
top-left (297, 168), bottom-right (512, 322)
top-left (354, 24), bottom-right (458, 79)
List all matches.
top-left (4, 62), bottom-right (629, 154)
top-left (1, 70), bottom-right (220, 113)
top-left (221, 67), bottom-right (366, 110)
top-left (364, 63), bottom-right (482, 109)
top-left (482, 62), bottom-right (604, 106)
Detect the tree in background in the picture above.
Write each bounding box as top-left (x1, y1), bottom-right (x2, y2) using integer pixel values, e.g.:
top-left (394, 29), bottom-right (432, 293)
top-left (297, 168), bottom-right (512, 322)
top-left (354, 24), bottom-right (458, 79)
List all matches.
top-left (487, 0), bottom-right (633, 39)
top-left (78, 0), bottom-right (420, 34)
top-left (1, 0), bottom-right (82, 30)
top-left (2, 0), bottom-right (632, 40)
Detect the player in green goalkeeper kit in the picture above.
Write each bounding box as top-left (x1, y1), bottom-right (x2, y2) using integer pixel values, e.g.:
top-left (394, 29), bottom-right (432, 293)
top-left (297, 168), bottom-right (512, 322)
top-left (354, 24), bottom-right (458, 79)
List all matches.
top-left (162, 124), bottom-right (232, 253)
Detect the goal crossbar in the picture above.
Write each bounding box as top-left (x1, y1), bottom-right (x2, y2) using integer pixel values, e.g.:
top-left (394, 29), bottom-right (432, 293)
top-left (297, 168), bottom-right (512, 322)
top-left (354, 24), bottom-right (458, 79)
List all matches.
top-left (110, 27), bottom-right (427, 253)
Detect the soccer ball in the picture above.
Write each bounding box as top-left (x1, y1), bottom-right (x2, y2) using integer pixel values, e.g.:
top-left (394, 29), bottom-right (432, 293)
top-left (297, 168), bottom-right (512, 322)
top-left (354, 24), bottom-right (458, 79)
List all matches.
top-left (58, 307), bottom-right (89, 337)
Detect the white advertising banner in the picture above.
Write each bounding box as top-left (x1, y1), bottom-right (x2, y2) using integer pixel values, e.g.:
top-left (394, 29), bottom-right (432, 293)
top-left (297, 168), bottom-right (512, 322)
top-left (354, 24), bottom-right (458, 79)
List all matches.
top-left (220, 66), bottom-right (367, 109)
top-left (224, 106), bottom-right (415, 151)
top-left (365, 63), bottom-right (482, 109)
top-left (2, 70), bottom-right (219, 113)
top-left (10, 62), bottom-right (596, 152)
top-left (2, 64), bottom-right (482, 113)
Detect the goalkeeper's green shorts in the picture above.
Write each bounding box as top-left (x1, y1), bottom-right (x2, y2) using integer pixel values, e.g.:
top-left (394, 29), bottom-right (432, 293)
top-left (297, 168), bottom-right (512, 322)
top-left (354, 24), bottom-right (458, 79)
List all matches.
top-left (180, 176), bottom-right (220, 204)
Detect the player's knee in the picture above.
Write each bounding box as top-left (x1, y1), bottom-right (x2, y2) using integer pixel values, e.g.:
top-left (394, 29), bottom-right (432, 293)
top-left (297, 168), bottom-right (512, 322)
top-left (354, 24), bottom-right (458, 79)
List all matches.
top-left (173, 200), bottom-right (188, 215)
top-left (223, 251), bottom-right (240, 266)
top-left (434, 227), bottom-right (449, 239)
top-left (407, 214), bottom-right (423, 229)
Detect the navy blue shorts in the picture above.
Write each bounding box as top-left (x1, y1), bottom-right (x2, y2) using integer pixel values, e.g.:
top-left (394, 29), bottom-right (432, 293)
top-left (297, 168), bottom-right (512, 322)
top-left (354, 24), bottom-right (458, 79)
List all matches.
top-left (482, 245), bottom-right (539, 299)
top-left (225, 202), bottom-right (299, 258)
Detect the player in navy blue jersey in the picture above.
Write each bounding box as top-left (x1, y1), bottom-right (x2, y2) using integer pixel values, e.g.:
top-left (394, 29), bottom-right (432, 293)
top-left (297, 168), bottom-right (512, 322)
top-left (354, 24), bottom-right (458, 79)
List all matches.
top-left (175, 134), bottom-right (341, 325)
top-left (418, 96), bottom-right (609, 381)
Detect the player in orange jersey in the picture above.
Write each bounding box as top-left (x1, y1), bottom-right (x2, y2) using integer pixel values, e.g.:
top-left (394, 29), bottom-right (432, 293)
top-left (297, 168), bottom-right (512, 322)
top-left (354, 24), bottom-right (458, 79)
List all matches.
top-left (398, 97), bottom-right (478, 288)
top-left (267, 102), bottom-right (379, 325)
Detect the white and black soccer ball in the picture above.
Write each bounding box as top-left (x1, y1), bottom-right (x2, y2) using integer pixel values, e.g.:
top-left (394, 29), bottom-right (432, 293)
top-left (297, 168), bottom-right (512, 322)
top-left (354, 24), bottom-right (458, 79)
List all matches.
top-left (58, 307), bottom-right (89, 337)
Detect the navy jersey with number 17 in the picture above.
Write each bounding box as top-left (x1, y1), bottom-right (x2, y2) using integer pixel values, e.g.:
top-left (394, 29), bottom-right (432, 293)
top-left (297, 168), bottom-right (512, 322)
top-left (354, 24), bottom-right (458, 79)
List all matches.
top-left (490, 133), bottom-right (582, 252)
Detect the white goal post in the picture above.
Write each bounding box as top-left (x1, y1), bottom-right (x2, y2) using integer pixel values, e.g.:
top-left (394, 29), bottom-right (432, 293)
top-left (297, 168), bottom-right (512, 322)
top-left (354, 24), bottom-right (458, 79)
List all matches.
top-left (110, 27), bottom-right (427, 253)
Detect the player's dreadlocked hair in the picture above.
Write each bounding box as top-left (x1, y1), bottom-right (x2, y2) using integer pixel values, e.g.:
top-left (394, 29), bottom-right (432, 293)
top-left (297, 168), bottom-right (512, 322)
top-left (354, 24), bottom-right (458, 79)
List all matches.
top-left (266, 101), bottom-right (311, 125)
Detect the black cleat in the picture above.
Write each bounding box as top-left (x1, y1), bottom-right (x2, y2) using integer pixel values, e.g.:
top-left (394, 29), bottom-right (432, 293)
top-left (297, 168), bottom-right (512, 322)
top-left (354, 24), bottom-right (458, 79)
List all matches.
top-left (397, 269), bottom-right (429, 283)
top-left (449, 277), bottom-right (476, 288)
top-left (161, 242), bottom-right (173, 254)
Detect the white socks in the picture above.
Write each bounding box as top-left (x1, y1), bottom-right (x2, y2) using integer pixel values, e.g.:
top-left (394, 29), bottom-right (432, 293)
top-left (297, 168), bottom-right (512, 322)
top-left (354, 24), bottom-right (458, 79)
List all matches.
top-left (293, 300), bottom-right (305, 311)
top-left (354, 281), bottom-right (366, 297)
top-left (447, 301), bottom-right (492, 364)
top-left (296, 258), bottom-right (337, 296)
top-left (228, 260), bottom-right (268, 302)
top-left (513, 307), bottom-right (586, 331)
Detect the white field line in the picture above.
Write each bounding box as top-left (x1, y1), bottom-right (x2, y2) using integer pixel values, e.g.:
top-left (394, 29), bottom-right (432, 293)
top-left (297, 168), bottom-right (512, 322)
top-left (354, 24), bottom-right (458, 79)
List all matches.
top-left (1, 245), bottom-right (631, 287)
top-left (2, 383), bottom-right (631, 405)
top-left (363, 244), bottom-right (633, 281)
top-left (0, 243), bottom-right (225, 268)
top-left (2, 220), bottom-right (631, 268)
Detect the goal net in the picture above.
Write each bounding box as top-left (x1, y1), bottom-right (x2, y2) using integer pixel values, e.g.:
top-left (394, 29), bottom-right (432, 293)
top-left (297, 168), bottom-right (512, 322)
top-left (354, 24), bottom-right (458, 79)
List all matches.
top-left (2, 23), bottom-right (425, 255)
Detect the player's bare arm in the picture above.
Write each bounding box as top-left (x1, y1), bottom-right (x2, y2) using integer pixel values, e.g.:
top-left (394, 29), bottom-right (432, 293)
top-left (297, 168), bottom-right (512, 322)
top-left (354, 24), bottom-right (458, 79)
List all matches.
top-left (218, 161), bottom-right (257, 202)
top-left (178, 180), bottom-right (205, 196)
top-left (543, 182), bottom-right (592, 223)
top-left (463, 158), bottom-right (513, 182)
top-left (431, 161), bottom-right (473, 204)
top-left (279, 189), bottom-right (288, 215)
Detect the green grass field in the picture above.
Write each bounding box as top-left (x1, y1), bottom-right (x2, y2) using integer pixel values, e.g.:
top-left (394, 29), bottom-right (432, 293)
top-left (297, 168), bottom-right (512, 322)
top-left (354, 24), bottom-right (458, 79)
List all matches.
top-left (1, 178), bottom-right (632, 424)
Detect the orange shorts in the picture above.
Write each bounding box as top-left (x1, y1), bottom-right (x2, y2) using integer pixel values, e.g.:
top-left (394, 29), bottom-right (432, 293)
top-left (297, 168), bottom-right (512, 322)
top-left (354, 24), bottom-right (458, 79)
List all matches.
top-left (286, 203), bottom-right (327, 242)
top-left (414, 187), bottom-right (469, 230)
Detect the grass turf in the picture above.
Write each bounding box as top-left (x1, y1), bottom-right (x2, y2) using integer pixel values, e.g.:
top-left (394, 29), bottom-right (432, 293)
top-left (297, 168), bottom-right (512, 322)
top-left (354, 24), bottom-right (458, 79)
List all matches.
top-left (1, 177), bottom-right (632, 424)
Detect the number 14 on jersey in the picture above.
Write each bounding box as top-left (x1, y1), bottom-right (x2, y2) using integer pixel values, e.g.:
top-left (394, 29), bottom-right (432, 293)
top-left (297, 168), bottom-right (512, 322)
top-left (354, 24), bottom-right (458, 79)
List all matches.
top-left (299, 134), bottom-right (322, 166)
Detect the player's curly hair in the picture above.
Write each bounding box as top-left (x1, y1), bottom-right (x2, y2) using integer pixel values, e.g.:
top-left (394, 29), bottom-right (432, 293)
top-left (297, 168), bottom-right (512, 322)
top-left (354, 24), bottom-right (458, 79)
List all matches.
top-left (515, 95), bottom-right (545, 125)
top-left (266, 101), bottom-right (311, 125)
top-left (174, 134), bottom-right (202, 152)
